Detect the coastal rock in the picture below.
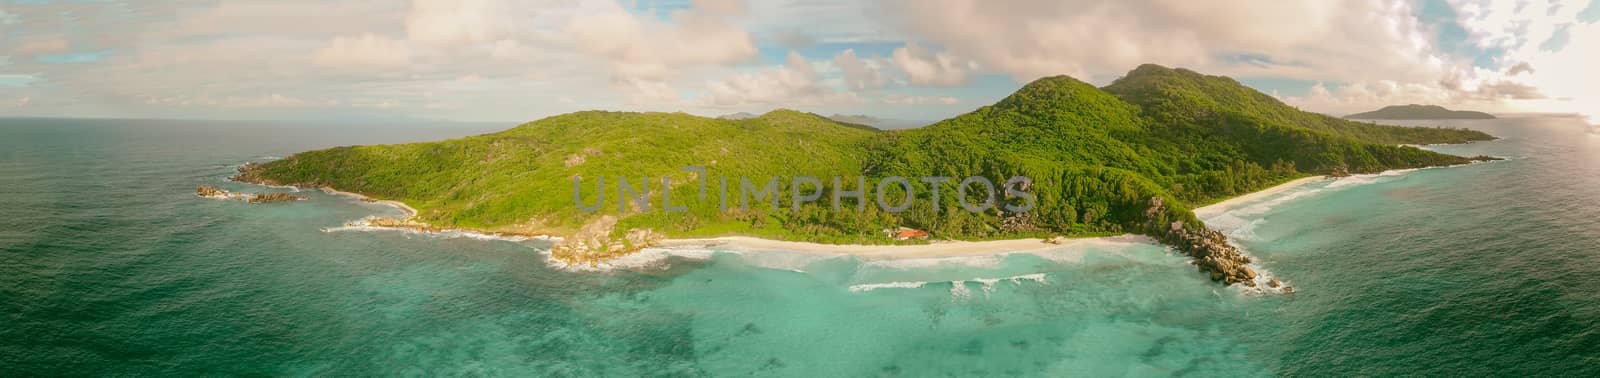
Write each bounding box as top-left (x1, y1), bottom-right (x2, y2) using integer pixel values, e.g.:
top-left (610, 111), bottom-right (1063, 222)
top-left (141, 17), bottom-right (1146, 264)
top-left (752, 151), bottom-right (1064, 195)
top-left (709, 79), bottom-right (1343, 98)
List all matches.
top-left (197, 185), bottom-right (229, 198)
top-left (1329, 164), bottom-right (1352, 178)
top-left (624, 228), bottom-right (663, 248)
top-left (248, 192), bottom-right (306, 203)
top-left (231, 162), bottom-right (274, 185)
top-left (550, 216), bottom-right (663, 266)
top-left (1145, 196), bottom-right (1262, 287)
top-left (365, 217), bottom-right (444, 232)
top-left (197, 184), bottom-right (305, 204)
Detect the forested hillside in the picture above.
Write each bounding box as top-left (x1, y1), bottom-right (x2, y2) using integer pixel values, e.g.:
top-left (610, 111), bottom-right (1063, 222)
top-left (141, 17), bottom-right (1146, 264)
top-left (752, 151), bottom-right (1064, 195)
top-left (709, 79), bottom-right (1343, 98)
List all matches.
top-left (239, 65), bottom-right (1497, 281)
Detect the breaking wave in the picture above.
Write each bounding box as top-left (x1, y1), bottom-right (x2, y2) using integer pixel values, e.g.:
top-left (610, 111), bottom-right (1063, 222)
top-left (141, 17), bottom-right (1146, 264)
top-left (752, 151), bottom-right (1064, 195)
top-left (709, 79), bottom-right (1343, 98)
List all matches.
top-left (848, 273), bottom-right (1050, 296)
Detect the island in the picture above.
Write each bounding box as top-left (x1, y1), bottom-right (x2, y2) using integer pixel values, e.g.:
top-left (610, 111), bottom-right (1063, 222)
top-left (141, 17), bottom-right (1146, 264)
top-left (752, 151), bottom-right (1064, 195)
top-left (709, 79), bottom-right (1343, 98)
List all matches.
top-left (1344, 104), bottom-right (1497, 120)
top-left (232, 64), bottom-right (1497, 287)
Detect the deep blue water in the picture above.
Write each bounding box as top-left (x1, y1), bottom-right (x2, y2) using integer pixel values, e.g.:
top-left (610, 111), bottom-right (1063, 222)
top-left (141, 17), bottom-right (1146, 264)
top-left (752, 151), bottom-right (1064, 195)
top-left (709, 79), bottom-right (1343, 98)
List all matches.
top-left (2, 116), bottom-right (1597, 376)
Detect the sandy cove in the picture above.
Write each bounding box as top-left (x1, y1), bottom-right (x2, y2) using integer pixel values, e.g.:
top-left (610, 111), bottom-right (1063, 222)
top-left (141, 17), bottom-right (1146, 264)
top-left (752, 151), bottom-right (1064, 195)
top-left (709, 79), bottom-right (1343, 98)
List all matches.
top-left (1193, 176), bottom-right (1327, 219)
top-left (656, 235), bottom-right (1156, 260)
top-left (311, 175), bottom-right (1327, 260)
top-left (317, 187), bottom-right (419, 218)
top-left (654, 176), bottom-right (1329, 259)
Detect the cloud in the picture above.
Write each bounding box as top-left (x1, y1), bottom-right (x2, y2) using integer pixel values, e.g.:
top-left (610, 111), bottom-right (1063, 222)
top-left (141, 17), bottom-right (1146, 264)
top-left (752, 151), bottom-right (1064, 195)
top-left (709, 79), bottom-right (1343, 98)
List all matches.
top-left (564, 0), bottom-right (759, 101)
top-left (882, 95), bottom-right (959, 105)
top-left (693, 0), bottom-right (749, 16)
top-left (2, 0), bottom-right (1595, 124)
top-left (0, 73), bottom-right (40, 88)
top-left (1506, 61), bottom-right (1535, 75)
top-left (771, 29), bottom-right (815, 49)
top-left (0, 8), bottom-right (17, 26)
top-left (883, 0), bottom-right (1443, 84)
top-left (1441, 0), bottom-right (1600, 122)
top-left (891, 42), bottom-right (973, 87)
top-left (405, 0), bottom-right (516, 47)
top-left (314, 34), bottom-right (413, 69)
top-left (1474, 80), bottom-right (1546, 100)
top-left (834, 49), bottom-right (888, 90)
top-left (12, 37), bottom-right (71, 56)
top-left (697, 51), bottom-right (859, 107)
top-left (1281, 81), bottom-right (1462, 116)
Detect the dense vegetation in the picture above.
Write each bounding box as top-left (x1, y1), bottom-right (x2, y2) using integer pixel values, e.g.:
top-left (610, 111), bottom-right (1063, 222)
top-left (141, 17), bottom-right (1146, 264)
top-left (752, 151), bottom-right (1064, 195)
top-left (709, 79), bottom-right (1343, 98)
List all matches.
top-left (1345, 104), bottom-right (1497, 120)
top-left (244, 65), bottom-right (1496, 246)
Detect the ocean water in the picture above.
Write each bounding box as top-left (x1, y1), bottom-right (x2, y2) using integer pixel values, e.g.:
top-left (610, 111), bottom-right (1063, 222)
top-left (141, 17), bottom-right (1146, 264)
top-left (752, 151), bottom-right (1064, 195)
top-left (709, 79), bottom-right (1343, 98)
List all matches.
top-left (2, 116), bottom-right (1598, 376)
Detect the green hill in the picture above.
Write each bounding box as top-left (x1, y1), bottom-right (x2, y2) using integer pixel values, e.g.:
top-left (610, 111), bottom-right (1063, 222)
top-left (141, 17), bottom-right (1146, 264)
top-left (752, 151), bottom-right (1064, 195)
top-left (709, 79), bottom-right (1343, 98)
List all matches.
top-left (1345, 104), bottom-right (1497, 120)
top-left (237, 65), bottom-right (1497, 284)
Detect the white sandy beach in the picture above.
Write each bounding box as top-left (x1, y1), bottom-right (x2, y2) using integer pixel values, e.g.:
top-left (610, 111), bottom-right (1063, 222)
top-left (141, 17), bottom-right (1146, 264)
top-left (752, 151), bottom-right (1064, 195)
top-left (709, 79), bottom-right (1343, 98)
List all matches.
top-left (656, 235), bottom-right (1158, 260)
top-left (309, 175), bottom-right (1326, 260)
top-left (318, 187), bottom-right (418, 217)
top-left (1193, 176), bottom-right (1328, 219)
top-left (656, 176), bottom-right (1329, 259)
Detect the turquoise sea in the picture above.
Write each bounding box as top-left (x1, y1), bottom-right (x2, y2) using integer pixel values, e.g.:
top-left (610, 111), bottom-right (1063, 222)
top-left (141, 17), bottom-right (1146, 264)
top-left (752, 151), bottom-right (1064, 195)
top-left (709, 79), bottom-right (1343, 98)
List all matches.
top-left (2, 116), bottom-right (1598, 376)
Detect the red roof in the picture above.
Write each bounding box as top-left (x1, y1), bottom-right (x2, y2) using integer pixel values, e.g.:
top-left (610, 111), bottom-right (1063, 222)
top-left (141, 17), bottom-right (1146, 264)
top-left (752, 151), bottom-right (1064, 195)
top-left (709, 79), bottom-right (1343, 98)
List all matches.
top-left (894, 229), bottom-right (929, 239)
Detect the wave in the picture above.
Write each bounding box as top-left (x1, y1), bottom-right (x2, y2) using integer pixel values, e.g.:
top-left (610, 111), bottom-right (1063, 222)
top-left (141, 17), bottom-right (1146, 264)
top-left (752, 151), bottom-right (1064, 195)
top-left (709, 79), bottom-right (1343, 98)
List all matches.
top-left (1231, 258), bottom-right (1296, 296)
top-left (863, 254), bottom-right (1007, 270)
top-left (847, 281), bottom-right (929, 292)
top-left (198, 192), bottom-right (255, 201)
top-left (541, 247), bottom-right (717, 272)
top-left (1206, 166), bottom-right (1452, 227)
top-left (848, 273), bottom-right (1049, 296)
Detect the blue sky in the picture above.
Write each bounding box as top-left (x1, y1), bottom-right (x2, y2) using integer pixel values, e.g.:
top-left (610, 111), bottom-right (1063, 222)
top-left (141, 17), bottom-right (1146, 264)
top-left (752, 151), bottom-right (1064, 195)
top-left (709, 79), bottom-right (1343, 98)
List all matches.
top-left (1, 0), bottom-right (1597, 123)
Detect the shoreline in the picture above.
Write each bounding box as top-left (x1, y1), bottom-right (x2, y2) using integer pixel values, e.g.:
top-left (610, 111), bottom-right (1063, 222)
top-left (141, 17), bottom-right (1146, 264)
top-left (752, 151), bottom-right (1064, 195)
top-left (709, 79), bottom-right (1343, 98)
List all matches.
top-left (315, 187), bottom-right (418, 218)
top-left (275, 167), bottom-right (1416, 266)
top-left (293, 175), bottom-right (1332, 261)
top-left (654, 175), bottom-right (1331, 259)
top-left (1193, 176), bottom-right (1327, 219)
top-left (656, 235), bottom-right (1152, 260)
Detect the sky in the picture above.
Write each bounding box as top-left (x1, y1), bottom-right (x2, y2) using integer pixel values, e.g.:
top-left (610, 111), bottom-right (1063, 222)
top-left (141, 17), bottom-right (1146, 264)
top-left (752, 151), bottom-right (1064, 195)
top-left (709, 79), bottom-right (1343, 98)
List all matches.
top-left (0, 0), bottom-right (1597, 124)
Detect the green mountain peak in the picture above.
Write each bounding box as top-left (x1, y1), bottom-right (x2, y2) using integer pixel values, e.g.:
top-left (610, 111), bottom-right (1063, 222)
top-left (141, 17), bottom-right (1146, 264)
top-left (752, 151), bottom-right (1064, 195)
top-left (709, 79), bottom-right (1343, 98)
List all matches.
top-left (238, 64), bottom-right (1498, 284)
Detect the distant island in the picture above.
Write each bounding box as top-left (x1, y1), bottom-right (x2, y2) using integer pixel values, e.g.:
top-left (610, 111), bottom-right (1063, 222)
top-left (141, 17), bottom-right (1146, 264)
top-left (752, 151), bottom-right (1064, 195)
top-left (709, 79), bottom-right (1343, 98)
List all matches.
top-left (233, 64), bottom-right (1497, 287)
top-left (1345, 104), bottom-right (1496, 120)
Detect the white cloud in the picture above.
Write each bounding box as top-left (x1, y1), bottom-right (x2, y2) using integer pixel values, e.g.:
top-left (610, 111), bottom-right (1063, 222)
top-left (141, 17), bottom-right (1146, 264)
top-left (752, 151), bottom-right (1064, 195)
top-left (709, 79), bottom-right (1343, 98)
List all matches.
top-left (694, 0), bottom-right (749, 16)
top-left (314, 34), bottom-right (412, 69)
top-left (834, 49), bottom-right (888, 90)
top-left (567, 0), bottom-right (758, 100)
top-left (12, 37), bottom-right (71, 56)
top-left (883, 95), bottom-right (959, 105)
top-left (891, 43), bottom-right (974, 87)
top-left (1281, 82), bottom-right (1460, 116)
top-left (885, 0), bottom-right (1448, 85)
top-left (3, 0), bottom-right (1596, 124)
top-left (1387, 0), bottom-right (1600, 123)
top-left (405, 0), bottom-right (518, 47)
top-left (698, 51), bottom-right (859, 107)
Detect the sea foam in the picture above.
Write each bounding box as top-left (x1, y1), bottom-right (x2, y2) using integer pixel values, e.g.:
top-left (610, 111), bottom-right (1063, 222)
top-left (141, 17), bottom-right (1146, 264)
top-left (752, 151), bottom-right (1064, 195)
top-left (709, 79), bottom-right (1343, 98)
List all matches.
top-left (848, 273), bottom-right (1049, 296)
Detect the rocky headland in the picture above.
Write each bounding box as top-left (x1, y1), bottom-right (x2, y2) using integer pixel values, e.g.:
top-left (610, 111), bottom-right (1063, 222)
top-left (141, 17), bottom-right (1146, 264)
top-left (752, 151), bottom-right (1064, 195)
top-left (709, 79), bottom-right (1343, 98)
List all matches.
top-left (1146, 196), bottom-right (1292, 292)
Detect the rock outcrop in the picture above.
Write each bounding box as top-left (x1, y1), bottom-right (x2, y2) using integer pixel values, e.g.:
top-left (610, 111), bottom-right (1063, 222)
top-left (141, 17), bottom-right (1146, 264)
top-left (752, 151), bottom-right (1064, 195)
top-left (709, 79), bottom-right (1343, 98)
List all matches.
top-left (549, 215), bottom-right (663, 266)
top-left (248, 192), bottom-right (306, 203)
top-left (1145, 196), bottom-right (1270, 287)
top-left (195, 184), bottom-right (304, 203)
top-left (196, 185), bottom-right (229, 198)
top-left (230, 162), bottom-right (273, 185)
